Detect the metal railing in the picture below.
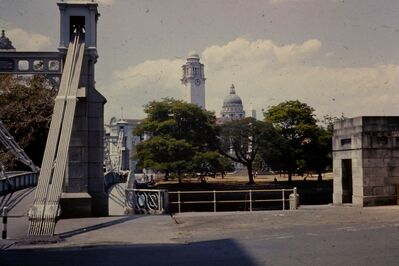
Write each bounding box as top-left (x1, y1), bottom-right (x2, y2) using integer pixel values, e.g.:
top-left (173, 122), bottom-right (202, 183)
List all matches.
top-left (125, 188), bottom-right (168, 214)
top-left (169, 188), bottom-right (298, 213)
top-left (104, 171), bottom-right (129, 192)
top-left (0, 172), bottom-right (38, 196)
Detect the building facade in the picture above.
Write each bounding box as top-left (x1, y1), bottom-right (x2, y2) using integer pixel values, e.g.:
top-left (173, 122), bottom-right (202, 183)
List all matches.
top-left (181, 51), bottom-right (206, 109)
top-left (333, 116), bottom-right (399, 206)
top-left (105, 117), bottom-right (142, 173)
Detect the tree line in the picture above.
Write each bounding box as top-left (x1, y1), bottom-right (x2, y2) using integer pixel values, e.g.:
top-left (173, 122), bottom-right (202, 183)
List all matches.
top-left (0, 75), bottom-right (55, 170)
top-left (0, 74), bottom-right (334, 184)
top-left (134, 98), bottom-right (334, 184)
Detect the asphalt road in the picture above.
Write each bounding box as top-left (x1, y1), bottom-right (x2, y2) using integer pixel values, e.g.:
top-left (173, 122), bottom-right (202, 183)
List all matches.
top-left (1, 187), bottom-right (399, 266)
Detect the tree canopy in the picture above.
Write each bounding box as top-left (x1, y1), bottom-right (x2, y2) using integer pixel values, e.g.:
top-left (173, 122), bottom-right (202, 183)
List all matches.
top-left (264, 100), bottom-right (332, 181)
top-left (135, 136), bottom-right (194, 179)
top-left (218, 117), bottom-right (278, 184)
top-left (264, 100), bottom-right (316, 181)
top-left (0, 74), bottom-right (55, 170)
top-left (134, 98), bottom-right (217, 151)
top-left (134, 98), bottom-right (230, 181)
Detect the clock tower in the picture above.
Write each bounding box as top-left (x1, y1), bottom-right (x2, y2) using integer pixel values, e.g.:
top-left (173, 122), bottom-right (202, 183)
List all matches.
top-left (181, 51), bottom-right (206, 109)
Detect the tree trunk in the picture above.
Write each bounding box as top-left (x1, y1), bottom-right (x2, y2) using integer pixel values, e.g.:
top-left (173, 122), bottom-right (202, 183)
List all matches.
top-left (288, 169), bottom-right (292, 182)
top-left (247, 163), bottom-right (255, 185)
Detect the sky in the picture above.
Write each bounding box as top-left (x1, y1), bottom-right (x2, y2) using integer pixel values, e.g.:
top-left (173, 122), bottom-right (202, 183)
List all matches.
top-left (1, 0), bottom-right (399, 122)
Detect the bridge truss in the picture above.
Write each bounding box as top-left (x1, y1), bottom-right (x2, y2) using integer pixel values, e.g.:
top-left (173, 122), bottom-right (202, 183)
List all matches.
top-left (0, 120), bottom-right (39, 178)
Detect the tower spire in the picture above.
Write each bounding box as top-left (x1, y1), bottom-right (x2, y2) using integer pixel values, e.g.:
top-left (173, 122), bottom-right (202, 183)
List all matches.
top-left (230, 84), bottom-right (236, 94)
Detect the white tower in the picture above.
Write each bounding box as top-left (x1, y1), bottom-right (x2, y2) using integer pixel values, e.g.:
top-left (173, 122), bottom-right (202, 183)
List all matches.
top-left (181, 51), bottom-right (206, 109)
top-left (250, 103), bottom-right (257, 119)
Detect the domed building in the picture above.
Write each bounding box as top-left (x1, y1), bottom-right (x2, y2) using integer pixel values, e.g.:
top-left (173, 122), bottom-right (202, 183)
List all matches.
top-left (0, 30), bottom-right (15, 51)
top-left (220, 84), bottom-right (245, 121)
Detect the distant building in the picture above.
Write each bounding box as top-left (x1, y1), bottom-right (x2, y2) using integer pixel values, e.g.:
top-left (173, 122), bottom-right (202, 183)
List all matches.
top-left (105, 117), bottom-right (142, 173)
top-left (0, 30), bottom-right (16, 51)
top-left (250, 103), bottom-right (257, 120)
top-left (217, 84), bottom-right (246, 125)
top-left (181, 51), bottom-right (206, 109)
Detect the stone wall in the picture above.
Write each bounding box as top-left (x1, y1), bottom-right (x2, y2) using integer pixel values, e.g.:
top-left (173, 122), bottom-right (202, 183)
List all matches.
top-left (333, 117), bottom-right (399, 206)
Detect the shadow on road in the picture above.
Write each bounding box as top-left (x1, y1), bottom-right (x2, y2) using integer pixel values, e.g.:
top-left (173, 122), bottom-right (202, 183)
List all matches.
top-left (0, 239), bottom-right (257, 266)
top-left (0, 187), bottom-right (35, 215)
top-left (58, 215), bottom-right (139, 239)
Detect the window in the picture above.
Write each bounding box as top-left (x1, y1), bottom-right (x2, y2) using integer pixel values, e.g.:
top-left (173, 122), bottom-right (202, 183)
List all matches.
top-left (33, 60), bottom-right (44, 71)
top-left (341, 138), bottom-right (351, 146)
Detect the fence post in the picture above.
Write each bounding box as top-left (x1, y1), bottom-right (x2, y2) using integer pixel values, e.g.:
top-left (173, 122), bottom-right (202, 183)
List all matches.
top-left (158, 190), bottom-right (161, 212)
top-left (213, 190), bottom-right (216, 212)
top-left (249, 190), bottom-right (252, 212)
top-left (289, 187), bottom-right (299, 210)
top-left (282, 189), bottom-right (285, 210)
top-left (2, 207), bottom-right (8, 239)
top-left (178, 191), bottom-right (181, 213)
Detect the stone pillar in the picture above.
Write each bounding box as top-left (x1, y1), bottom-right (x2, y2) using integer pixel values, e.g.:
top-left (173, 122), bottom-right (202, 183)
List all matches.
top-left (87, 86), bottom-right (108, 216)
top-left (57, 0), bottom-right (106, 218)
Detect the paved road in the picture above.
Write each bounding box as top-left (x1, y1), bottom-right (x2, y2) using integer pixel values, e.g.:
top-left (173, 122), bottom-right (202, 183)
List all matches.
top-left (0, 182), bottom-right (128, 240)
top-left (1, 187), bottom-right (399, 266)
top-left (1, 205), bottom-right (399, 265)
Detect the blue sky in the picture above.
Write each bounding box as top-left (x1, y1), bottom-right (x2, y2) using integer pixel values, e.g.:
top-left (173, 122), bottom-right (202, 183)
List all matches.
top-left (1, 0), bottom-right (399, 122)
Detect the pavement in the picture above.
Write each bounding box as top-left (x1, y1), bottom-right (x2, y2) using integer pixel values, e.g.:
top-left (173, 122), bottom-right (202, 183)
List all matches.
top-left (1, 186), bottom-right (399, 265)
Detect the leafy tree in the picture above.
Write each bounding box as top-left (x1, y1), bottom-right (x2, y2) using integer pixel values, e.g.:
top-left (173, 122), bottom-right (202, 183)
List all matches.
top-left (260, 134), bottom-right (290, 175)
top-left (302, 115), bottom-right (338, 181)
top-left (134, 136), bottom-right (194, 182)
top-left (264, 100), bottom-right (318, 182)
top-left (218, 117), bottom-right (278, 184)
top-left (134, 98), bottom-right (217, 151)
top-left (0, 74), bottom-right (55, 170)
top-left (134, 99), bottom-right (219, 181)
top-left (302, 126), bottom-right (332, 181)
top-left (191, 151), bottom-right (234, 179)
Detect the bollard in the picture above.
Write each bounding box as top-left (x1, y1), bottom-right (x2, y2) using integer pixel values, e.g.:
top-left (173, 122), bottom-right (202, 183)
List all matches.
top-left (289, 187), bottom-right (299, 210)
top-left (2, 206), bottom-right (8, 239)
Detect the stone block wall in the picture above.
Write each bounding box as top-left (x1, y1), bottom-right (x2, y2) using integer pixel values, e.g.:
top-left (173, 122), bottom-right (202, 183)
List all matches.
top-left (333, 116), bottom-right (399, 206)
top-left (61, 52), bottom-right (108, 217)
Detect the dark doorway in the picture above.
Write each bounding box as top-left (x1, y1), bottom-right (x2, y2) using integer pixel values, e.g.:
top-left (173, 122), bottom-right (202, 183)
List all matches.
top-left (342, 159), bottom-right (353, 203)
top-left (70, 16), bottom-right (85, 41)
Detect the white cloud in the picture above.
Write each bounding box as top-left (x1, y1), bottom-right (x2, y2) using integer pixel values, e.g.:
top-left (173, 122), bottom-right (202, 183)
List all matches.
top-left (102, 59), bottom-right (184, 120)
top-left (6, 28), bottom-right (52, 51)
top-left (202, 38), bottom-right (321, 67)
top-left (101, 37), bottom-right (399, 121)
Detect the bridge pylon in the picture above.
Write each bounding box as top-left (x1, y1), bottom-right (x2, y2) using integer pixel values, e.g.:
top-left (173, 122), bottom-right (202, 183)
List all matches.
top-left (56, 0), bottom-right (107, 220)
top-left (24, 1), bottom-right (107, 236)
